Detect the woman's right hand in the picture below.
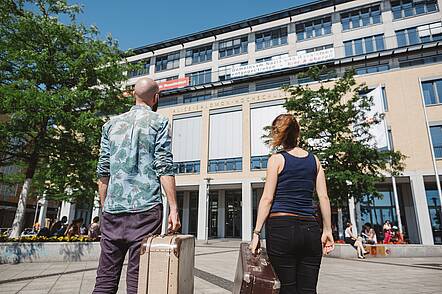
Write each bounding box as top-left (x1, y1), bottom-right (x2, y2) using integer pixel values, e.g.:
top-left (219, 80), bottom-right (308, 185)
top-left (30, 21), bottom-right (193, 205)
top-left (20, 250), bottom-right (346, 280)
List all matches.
top-left (321, 229), bottom-right (334, 255)
top-left (249, 233), bottom-right (261, 254)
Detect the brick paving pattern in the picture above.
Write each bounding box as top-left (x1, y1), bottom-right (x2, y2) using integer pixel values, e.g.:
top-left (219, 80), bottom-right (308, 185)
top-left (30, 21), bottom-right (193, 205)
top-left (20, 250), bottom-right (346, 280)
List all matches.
top-left (0, 240), bottom-right (441, 293)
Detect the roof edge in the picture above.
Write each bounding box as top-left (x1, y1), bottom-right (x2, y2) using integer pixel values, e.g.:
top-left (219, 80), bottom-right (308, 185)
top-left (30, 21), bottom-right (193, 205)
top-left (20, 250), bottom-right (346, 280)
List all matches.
top-left (127, 0), bottom-right (351, 56)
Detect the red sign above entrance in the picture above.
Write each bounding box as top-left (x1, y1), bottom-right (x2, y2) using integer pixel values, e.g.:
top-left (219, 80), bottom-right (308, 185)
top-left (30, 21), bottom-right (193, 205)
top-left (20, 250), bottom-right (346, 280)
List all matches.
top-left (158, 77), bottom-right (190, 91)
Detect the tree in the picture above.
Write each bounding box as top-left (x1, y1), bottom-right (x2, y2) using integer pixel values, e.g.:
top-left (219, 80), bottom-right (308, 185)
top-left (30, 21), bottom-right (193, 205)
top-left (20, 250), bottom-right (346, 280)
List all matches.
top-left (0, 0), bottom-right (133, 238)
top-left (283, 67), bottom-right (406, 208)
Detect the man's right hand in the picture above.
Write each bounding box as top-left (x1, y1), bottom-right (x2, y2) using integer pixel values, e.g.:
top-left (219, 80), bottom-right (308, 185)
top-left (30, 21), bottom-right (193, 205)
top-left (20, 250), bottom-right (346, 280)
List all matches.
top-left (168, 209), bottom-right (181, 233)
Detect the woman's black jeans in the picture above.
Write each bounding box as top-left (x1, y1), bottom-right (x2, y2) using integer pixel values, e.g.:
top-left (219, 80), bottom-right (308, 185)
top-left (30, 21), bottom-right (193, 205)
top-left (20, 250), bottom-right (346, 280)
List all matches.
top-left (266, 216), bottom-right (322, 294)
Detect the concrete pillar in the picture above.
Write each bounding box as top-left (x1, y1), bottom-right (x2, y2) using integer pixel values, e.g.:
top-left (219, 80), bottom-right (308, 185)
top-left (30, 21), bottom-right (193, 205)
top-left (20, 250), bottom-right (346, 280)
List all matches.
top-left (183, 191), bottom-right (190, 234)
top-left (197, 181), bottom-right (208, 240)
top-left (355, 201), bottom-right (362, 233)
top-left (37, 197), bottom-right (48, 228)
top-left (218, 190), bottom-right (226, 238)
top-left (59, 201), bottom-right (76, 224)
top-left (410, 175), bottom-right (434, 245)
top-left (242, 180), bottom-right (253, 241)
top-left (348, 197), bottom-right (357, 235)
top-left (338, 208), bottom-right (344, 240)
top-left (160, 193), bottom-right (170, 235)
top-left (91, 194), bottom-right (101, 223)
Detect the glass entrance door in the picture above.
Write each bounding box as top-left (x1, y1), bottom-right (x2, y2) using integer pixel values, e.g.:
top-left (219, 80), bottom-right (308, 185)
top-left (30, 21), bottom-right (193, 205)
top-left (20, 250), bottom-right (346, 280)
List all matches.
top-left (225, 190), bottom-right (242, 238)
top-left (208, 191), bottom-right (218, 238)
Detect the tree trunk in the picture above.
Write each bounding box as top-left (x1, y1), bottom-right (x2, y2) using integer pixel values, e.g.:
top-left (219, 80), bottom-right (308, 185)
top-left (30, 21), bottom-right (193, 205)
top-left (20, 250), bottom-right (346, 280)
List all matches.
top-left (8, 177), bottom-right (32, 238)
top-left (8, 151), bottom-right (39, 239)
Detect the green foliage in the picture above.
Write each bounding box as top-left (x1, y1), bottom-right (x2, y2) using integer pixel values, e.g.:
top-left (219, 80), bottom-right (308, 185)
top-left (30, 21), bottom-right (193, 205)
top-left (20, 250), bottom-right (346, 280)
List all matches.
top-left (284, 67), bottom-right (406, 207)
top-left (0, 0), bottom-right (134, 203)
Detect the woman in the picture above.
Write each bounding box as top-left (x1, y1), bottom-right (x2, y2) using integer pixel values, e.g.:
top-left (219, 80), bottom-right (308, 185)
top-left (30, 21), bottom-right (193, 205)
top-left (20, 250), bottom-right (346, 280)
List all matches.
top-left (344, 222), bottom-right (367, 259)
top-left (383, 220), bottom-right (392, 244)
top-left (250, 114), bottom-right (334, 294)
top-left (362, 223), bottom-right (377, 244)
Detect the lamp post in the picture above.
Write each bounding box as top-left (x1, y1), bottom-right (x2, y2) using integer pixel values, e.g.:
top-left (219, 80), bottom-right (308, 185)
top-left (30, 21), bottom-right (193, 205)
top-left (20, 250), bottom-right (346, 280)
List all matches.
top-left (204, 177), bottom-right (213, 245)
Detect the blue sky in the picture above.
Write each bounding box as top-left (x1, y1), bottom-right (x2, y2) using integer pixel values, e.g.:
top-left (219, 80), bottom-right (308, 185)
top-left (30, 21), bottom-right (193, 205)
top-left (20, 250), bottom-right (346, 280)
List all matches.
top-left (72, 0), bottom-right (312, 51)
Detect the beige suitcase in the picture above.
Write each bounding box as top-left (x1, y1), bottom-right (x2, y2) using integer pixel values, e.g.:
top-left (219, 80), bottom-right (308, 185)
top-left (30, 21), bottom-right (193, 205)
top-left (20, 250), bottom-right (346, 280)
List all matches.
top-left (138, 234), bottom-right (195, 294)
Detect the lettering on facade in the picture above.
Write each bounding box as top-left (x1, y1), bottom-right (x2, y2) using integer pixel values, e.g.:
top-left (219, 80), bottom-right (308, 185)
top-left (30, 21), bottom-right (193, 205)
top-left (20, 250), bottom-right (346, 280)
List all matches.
top-left (171, 91), bottom-right (288, 114)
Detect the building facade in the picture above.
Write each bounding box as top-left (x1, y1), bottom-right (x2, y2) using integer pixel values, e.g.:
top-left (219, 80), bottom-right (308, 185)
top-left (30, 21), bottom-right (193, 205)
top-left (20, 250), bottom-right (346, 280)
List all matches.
top-left (3, 0), bottom-right (440, 243)
top-left (123, 0), bottom-right (442, 244)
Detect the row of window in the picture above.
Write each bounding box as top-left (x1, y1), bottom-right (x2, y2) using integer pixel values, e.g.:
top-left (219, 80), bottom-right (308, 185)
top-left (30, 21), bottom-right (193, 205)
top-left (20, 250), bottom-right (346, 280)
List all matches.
top-left (129, 23), bottom-right (441, 79)
top-left (127, 2), bottom-right (439, 77)
top-left (175, 157), bottom-right (268, 174)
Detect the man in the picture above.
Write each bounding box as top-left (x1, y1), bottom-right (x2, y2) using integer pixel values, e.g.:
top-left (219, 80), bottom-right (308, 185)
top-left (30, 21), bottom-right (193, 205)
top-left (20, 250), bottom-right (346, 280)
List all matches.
top-left (93, 78), bottom-right (180, 293)
top-left (49, 216), bottom-right (67, 236)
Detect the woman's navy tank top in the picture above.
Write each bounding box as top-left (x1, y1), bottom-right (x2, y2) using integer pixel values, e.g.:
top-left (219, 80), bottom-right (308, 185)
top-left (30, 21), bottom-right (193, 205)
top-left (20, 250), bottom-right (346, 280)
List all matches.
top-left (270, 151), bottom-right (317, 216)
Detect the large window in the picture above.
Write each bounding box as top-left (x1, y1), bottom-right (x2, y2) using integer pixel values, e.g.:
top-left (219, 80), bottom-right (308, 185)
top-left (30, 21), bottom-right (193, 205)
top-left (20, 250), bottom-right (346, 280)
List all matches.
top-left (209, 109), bottom-right (243, 172)
top-left (256, 77), bottom-right (290, 91)
top-left (172, 114), bottom-right (202, 174)
top-left (360, 191), bottom-right (398, 241)
top-left (155, 52), bottom-right (180, 72)
top-left (391, 0), bottom-right (438, 20)
top-left (186, 69), bottom-right (212, 86)
top-left (188, 191), bottom-right (199, 235)
top-left (396, 22), bottom-right (442, 47)
top-left (341, 5), bottom-right (381, 31)
top-left (430, 125), bottom-right (442, 158)
top-left (185, 45), bottom-right (212, 65)
top-left (296, 16), bottom-right (332, 41)
top-left (425, 189), bottom-right (442, 244)
top-left (422, 79), bottom-right (442, 105)
top-left (355, 63), bottom-right (390, 75)
top-left (208, 158), bottom-right (242, 172)
top-left (255, 27), bottom-right (288, 51)
top-left (219, 36), bottom-right (248, 58)
top-left (298, 44), bottom-right (333, 54)
top-left (344, 34), bottom-right (385, 57)
top-left (217, 84), bottom-right (249, 98)
top-left (218, 62), bottom-right (247, 81)
top-left (174, 161), bottom-right (200, 174)
top-left (127, 58), bottom-right (150, 78)
top-left (256, 53), bottom-right (289, 64)
top-left (183, 90), bottom-right (212, 104)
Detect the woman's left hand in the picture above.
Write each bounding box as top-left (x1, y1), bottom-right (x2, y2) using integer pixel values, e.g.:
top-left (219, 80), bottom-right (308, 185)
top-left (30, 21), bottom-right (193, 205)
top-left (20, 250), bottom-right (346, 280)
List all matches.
top-left (249, 233), bottom-right (261, 254)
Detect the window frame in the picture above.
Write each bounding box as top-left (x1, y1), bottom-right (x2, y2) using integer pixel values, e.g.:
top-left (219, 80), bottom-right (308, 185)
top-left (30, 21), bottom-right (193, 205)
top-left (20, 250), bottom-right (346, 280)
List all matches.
top-left (255, 26), bottom-right (288, 51)
top-left (391, 0), bottom-right (438, 20)
top-left (296, 16), bottom-right (332, 41)
top-left (219, 36), bottom-right (248, 59)
top-left (185, 44), bottom-right (213, 66)
top-left (340, 5), bottom-right (382, 31)
top-left (185, 69), bottom-right (212, 86)
top-left (155, 52), bottom-right (181, 72)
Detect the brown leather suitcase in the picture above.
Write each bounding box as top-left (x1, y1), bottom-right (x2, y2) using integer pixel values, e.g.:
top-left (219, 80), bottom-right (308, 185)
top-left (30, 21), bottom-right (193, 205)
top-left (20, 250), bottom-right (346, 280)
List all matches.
top-left (137, 234), bottom-right (195, 294)
top-left (233, 242), bottom-right (280, 294)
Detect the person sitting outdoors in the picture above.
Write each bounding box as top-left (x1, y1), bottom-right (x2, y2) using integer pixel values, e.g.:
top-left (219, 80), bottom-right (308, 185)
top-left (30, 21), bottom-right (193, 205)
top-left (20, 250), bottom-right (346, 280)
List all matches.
top-left (88, 216), bottom-right (101, 240)
top-left (50, 216), bottom-right (68, 236)
top-left (391, 226), bottom-right (405, 244)
top-left (344, 222), bottom-right (368, 259)
top-left (383, 220), bottom-right (393, 244)
top-left (65, 218), bottom-right (83, 238)
top-left (362, 223), bottom-right (377, 245)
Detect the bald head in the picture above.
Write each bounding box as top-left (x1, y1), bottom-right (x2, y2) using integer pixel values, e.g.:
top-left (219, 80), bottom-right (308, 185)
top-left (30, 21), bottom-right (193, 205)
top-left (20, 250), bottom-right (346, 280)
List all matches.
top-left (134, 78), bottom-right (159, 104)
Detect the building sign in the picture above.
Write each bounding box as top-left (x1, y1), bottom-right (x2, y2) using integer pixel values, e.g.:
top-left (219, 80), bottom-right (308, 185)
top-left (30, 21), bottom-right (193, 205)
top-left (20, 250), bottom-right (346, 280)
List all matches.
top-left (230, 48), bottom-right (335, 78)
top-left (158, 77), bottom-right (190, 91)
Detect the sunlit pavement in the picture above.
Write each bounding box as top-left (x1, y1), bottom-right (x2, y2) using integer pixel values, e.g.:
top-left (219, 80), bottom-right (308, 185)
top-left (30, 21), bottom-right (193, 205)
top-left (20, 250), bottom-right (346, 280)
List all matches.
top-left (0, 240), bottom-right (441, 293)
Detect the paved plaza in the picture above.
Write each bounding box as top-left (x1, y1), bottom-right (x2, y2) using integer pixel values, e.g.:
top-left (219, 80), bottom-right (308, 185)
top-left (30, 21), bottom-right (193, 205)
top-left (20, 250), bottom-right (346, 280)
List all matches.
top-left (0, 240), bottom-right (441, 293)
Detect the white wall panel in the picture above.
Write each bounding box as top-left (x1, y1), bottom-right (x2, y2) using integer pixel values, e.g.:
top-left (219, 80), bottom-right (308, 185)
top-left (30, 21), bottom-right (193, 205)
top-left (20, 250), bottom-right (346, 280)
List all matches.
top-left (251, 105), bottom-right (286, 156)
top-left (209, 111), bottom-right (242, 159)
top-left (172, 116), bottom-right (202, 162)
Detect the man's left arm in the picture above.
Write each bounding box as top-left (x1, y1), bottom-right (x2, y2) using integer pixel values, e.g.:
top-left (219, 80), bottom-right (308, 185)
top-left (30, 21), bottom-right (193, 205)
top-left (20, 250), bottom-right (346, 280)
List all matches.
top-left (153, 118), bottom-right (180, 232)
